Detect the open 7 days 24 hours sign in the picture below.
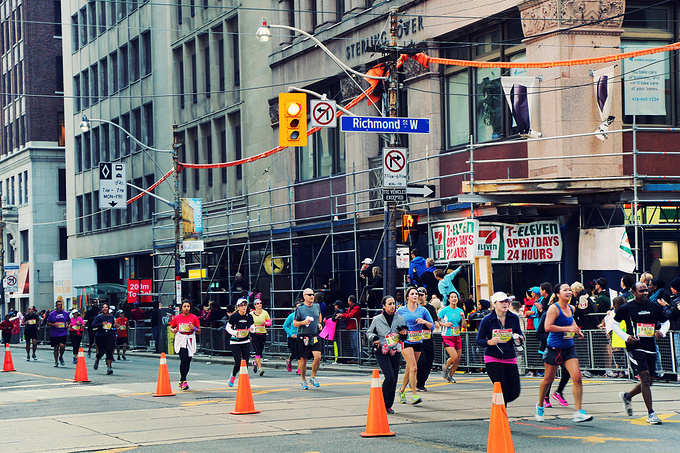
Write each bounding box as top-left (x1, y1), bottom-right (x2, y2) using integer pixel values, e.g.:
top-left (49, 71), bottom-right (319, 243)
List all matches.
top-left (430, 219), bottom-right (562, 264)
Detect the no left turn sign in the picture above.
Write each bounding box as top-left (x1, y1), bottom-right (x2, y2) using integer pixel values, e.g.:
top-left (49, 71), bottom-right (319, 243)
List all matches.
top-left (310, 100), bottom-right (337, 128)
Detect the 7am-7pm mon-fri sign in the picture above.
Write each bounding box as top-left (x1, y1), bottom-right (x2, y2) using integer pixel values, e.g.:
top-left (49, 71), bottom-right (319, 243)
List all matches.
top-left (431, 219), bottom-right (562, 264)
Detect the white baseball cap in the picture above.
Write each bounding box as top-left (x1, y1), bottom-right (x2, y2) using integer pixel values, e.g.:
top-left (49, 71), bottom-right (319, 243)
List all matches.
top-left (490, 292), bottom-right (511, 304)
top-left (362, 258), bottom-right (373, 265)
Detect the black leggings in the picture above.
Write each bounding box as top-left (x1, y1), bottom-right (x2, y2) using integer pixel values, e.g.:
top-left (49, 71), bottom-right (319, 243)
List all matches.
top-left (485, 361), bottom-right (521, 405)
top-left (69, 333), bottom-right (82, 357)
top-left (178, 347), bottom-right (192, 381)
top-left (230, 342), bottom-right (251, 377)
top-left (549, 364), bottom-right (570, 395)
top-left (416, 339), bottom-right (435, 388)
top-left (95, 335), bottom-right (115, 362)
top-left (376, 351), bottom-right (401, 409)
top-left (251, 333), bottom-right (266, 357)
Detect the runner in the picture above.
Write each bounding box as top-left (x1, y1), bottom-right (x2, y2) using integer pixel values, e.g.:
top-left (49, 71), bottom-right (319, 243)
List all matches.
top-left (416, 287), bottom-right (438, 391)
top-left (169, 300), bottom-right (201, 390)
top-left (397, 287), bottom-right (433, 405)
top-left (1, 315), bottom-right (12, 344)
top-left (92, 304), bottom-right (116, 375)
top-left (439, 291), bottom-right (466, 383)
top-left (84, 299), bottom-right (100, 358)
top-left (114, 310), bottom-right (129, 361)
top-left (366, 295), bottom-right (407, 414)
top-left (477, 292), bottom-right (524, 406)
top-left (68, 309), bottom-right (85, 364)
top-left (46, 297), bottom-right (70, 367)
top-left (225, 298), bottom-right (254, 387)
top-left (293, 288), bottom-right (323, 390)
top-left (612, 281), bottom-right (669, 425)
top-left (283, 301), bottom-right (302, 373)
top-left (250, 298), bottom-right (271, 376)
top-left (22, 306), bottom-right (40, 361)
top-left (535, 283), bottom-right (593, 423)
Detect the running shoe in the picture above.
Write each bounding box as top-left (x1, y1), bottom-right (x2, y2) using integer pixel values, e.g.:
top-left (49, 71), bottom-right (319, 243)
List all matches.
top-left (259, 368), bottom-right (265, 377)
top-left (581, 370), bottom-right (592, 378)
top-left (605, 370), bottom-right (616, 378)
top-left (286, 358), bottom-right (292, 372)
top-left (178, 381), bottom-right (184, 390)
top-left (447, 376), bottom-right (456, 384)
top-left (122, 355), bottom-right (126, 360)
top-left (552, 392), bottom-right (569, 407)
top-left (620, 392), bottom-right (633, 416)
top-left (416, 387), bottom-right (427, 392)
top-left (646, 412), bottom-right (662, 425)
top-left (179, 381), bottom-right (189, 390)
top-left (253, 361), bottom-right (258, 374)
top-left (59, 357), bottom-right (65, 366)
top-left (526, 371), bottom-right (535, 377)
top-left (229, 376), bottom-right (236, 387)
top-left (386, 408), bottom-right (395, 414)
top-left (54, 361), bottom-right (59, 367)
top-left (310, 377), bottom-right (320, 387)
top-left (441, 369), bottom-right (449, 381)
top-left (106, 367), bottom-right (113, 375)
top-left (26, 356), bottom-right (30, 362)
top-left (543, 396), bottom-right (552, 408)
top-left (301, 380), bottom-right (309, 390)
top-left (535, 403), bottom-right (545, 422)
top-left (93, 358), bottom-right (99, 370)
top-left (411, 395), bottom-right (422, 405)
top-left (73, 357), bottom-right (77, 364)
top-left (399, 391), bottom-right (407, 404)
top-left (296, 368), bottom-right (300, 375)
top-left (32, 354), bottom-right (37, 361)
top-left (572, 410), bottom-right (593, 422)
top-left (87, 351), bottom-right (91, 359)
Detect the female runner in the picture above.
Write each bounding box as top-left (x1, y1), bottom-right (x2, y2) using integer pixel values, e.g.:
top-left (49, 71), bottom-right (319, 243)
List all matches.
top-left (169, 300), bottom-right (201, 390)
top-left (92, 304), bottom-right (116, 375)
top-left (439, 291), bottom-right (466, 383)
top-left (226, 298), bottom-right (254, 387)
top-left (397, 287), bottom-right (433, 405)
top-left (250, 298), bottom-right (271, 376)
top-left (68, 309), bottom-right (85, 364)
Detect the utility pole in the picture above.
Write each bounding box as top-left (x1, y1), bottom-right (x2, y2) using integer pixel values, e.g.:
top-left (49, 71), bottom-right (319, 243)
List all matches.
top-left (0, 192), bottom-right (4, 317)
top-left (172, 125), bottom-right (182, 307)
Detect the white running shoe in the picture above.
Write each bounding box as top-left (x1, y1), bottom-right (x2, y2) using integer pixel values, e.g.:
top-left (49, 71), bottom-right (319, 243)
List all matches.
top-left (573, 410), bottom-right (593, 422)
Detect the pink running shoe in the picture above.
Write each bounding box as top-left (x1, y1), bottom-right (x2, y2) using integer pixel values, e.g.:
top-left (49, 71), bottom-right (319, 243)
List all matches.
top-left (543, 396), bottom-right (553, 408)
top-left (229, 376), bottom-right (236, 387)
top-left (296, 368), bottom-right (300, 375)
top-left (287, 358), bottom-right (292, 372)
top-left (552, 392), bottom-right (569, 406)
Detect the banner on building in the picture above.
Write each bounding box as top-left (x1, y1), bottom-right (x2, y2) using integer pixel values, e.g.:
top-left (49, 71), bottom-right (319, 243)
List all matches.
top-left (127, 279), bottom-right (153, 303)
top-left (500, 76), bottom-right (541, 139)
top-left (127, 279), bottom-right (139, 304)
top-left (593, 66), bottom-right (616, 140)
top-left (431, 220), bottom-right (562, 264)
top-left (181, 198), bottom-right (203, 241)
top-left (622, 44), bottom-right (667, 116)
top-left (578, 227), bottom-right (636, 273)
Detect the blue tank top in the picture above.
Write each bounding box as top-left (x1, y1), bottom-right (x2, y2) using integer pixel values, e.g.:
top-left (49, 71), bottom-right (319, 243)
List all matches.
top-left (547, 304), bottom-right (575, 349)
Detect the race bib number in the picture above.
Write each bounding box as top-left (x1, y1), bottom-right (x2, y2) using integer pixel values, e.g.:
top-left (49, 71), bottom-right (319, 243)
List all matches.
top-left (236, 329), bottom-right (249, 338)
top-left (492, 329), bottom-right (513, 343)
top-left (72, 325), bottom-right (81, 331)
top-left (385, 332), bottom-right (399, 346)
top-left (118, 325), bottom-right (126, 330)
top-left (422, 330), bottom-right (432, 340)
top-left (55, 322), bottom-right (65, 329)
top-left (451, 327), bottom-right (461, 336)
top-left (407, 331), bottom-right (422, 342)
top-left (179, 323), bottom-right (193, 333)
top-left (102, 322), bottom-right (112, 330)
top-left (303, 336), bottom-right (318, 346)
top-left (27, 319), bottom-right (36, 325)
top-left (636, 323), bottom-right (655, 338)
top-left (254, 325), bottom-right (266, 334)
top-left (563, 331), bottom-right (575, 339)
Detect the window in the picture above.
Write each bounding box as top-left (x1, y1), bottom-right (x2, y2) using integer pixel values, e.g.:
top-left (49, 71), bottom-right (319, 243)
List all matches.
top-left (82, 70), bottom-right (89, 109)
top-left (190, 0), bottom-right (195, 17)
top-left (56, 57), bottom-right (64, 92)
top-left (191, 50), bottom-right (197, 103)
top-left (112, 117), bottom-right (120, 159)
top-left (110, 0), bottom-right (117, 24)
top-left (75, 135), bottom-right (82, 172)
top-left (88, 1), bottom-right (96, 42)
top-left (18, 173), bottom-right (22, 204)
top-left (121, 113), bottom-right (130, 156)
top-left (84, 193), bottom-right (92, 231)
top-left (101, 123), bottom-right (110, 162)
top-left (204, 42), bottom-right (210, 98)
top-left (58, 168), bottom-right (66, 202)
top-left (130, 36), bottom-right (140, 82)
top-left (445, 70), bottom-right (470, 148)
top-left (203, 125), bottom-right (213, 186)
top-left (220, 127), bottom-right (227, 183)
top-left (73, 74), bottom-right (80, 111)
top-left (71, 14), bottom-right (79, 51)
top-left (98, 0), bottom-right (107, 34)
top-left (83, 131), bottom-right (91, 169)
top-left (145, 175), bottom-right (155, 219)
top-left (177, 0), bottom-right (182, 25)
top-left (193, 137), bottom-right (200, 190)
top-left (58, 113), bottom-right (65, 146)
top-left (177, 50), bottom-right (185, 108)
top-left (92, 127), bottom-right (100, 166)
top-left (7, 233), bottom-right (14, 263)
top-left (76, 196), bottom-right (83, 233)
top-left (92, 190), bottom-right (101, 230)
top-left (79, 8), bottom-right (87, 47)
top-left (10, 176), bottom-right (14, 205)
top-left (120, 44), bottom-right (129, 88)
top-left (110, 51), bottom-right (118, 92)
top-left (90, 63), bottom-right (98, 104)
top-left (218, 35), bottom-right (225, 91)
top-left (231, 20), bottom-right (240, 87)
top-left (143, 102), bottom-right (154, 146)
top-left (59, 227), bottom-right (67, 260)
top-left (21, 230), bottom-right (28, 262)
top-left (132, 108), bottom-right (142, 152)
top-left (55, 1), bottom-right (62, 36)
top-left (141, 30), bottom-right (152, 76)
top-left (100, 57), bottom-right (108, 97)
top-left (23, 171), bottom-right (28, 203)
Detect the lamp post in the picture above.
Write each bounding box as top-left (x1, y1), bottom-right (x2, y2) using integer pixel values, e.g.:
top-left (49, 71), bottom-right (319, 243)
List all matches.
top-left (79, 116), bottom-right (183, 307)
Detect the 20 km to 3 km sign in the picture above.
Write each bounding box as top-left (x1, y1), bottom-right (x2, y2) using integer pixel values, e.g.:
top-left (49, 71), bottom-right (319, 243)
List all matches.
top-left (310, 100), bottom-right (337, 127)
top-left (383, 147), bottom-right (407, 187)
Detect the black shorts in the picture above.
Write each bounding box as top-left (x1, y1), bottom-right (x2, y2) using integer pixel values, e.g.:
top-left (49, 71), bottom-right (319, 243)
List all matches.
top-left (50, 335), bottom-right (67, 347)
top-left (297, 336), bottom-right (322, 359)
top-left (542, 345), bottom-right (578, 366)
top-left (404, 342), bottom-right (423, 353)
top-left (24, 329), bottom-right (38, 340)
top-left (116, 337), bottom-right (129, 346)
top-left (627, 350), bottom-right (656, 376)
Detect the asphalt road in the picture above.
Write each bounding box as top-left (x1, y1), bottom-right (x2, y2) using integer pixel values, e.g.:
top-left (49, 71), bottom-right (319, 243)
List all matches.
top-left (1, 348), bottom-right (679, 452)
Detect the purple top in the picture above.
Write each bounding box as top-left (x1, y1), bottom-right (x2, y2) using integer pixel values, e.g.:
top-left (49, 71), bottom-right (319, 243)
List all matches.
top-left (47, 310), bottom-right (70, 337)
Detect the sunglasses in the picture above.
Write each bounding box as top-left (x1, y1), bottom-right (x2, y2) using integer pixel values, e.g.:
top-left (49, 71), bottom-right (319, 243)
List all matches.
top-left (304, 293), bottom-right (314, 296)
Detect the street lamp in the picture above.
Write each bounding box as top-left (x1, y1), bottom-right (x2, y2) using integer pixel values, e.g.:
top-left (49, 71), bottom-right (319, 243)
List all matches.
top-left (79, 115), bottom-right (183, 308)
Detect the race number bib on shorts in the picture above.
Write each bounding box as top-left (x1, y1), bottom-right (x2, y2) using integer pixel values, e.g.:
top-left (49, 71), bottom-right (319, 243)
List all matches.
top-left (563, 331), bottom-right (575, 339)
top-left (236, 329), bottom-right (249, 338)
top-left (422, 330), bottom-right (432, 340)
top-left (303, 336), bottom-right (318, 346)
top-left (72, 325), bottom-right (81, 331)
top-left (407, 331), bottom-right (422, 342)
top-left (179, 323), bottom-right (193, 333)
top-left (636, 323), bottom-right (655, 338)
top-left (385, 332), bottom-right (399, 346)
top-left (254, 325), bottom-right (266, 334)
top-left (492, 329), bottom-right (513, 343)
top-left (102, 322), bottom-right (112, 330)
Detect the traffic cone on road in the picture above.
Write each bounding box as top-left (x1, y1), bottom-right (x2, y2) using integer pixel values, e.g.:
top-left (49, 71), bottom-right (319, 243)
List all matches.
top-left (229, 359), bottom-right (260, 415)
top-left (152, 353), bottom-right (176, 397)
top-left (487, 382), bottom-right (514, 453)
top-left (73, 347), bottom-right (90, 382)
top-left (2, 343), bottom-right (15, 372)
top-left (361, 369), bottom-right (395, 437)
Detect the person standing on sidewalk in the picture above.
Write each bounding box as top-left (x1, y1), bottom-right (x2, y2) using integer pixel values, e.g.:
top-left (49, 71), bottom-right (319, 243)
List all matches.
top-left (613, 282), bottom-right (669, 425)
top-left (226, 298), bottom-right (254, 388)
top-left (366, 295), bottom-right (407, 414)
top-left (250, 299), bottom-right (271, 376)
top-left (397, 287), bottom-right (433, 405)
top-left (92, 304), bottom-right (116, 375)
top-left (68, 310), bottom-right (85, 364)
top-left (22, 306), bottom-right (40, 361)
top-left (336, 295), bottom-right (362, 363)
top-left (47, 297), bottom-right (70, 367)
top-left (294, 288), bottom-right (323, 390)
top-left (169, 300), bottom-right (201, 390)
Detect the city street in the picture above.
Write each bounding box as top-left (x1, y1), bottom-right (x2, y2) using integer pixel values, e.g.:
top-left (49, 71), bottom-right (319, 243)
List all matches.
top-left (1, 349), bottom-right (679, 452)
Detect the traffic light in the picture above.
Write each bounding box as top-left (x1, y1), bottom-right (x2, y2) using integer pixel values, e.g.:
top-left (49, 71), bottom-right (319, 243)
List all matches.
top-left (279, 93), bottom-right (307, 147)
top-left (402, 213), bottom-right (420, 244)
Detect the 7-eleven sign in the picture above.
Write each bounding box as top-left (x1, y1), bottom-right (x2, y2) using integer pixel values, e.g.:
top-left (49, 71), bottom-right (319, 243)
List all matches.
top-left (478, 227), bottom-right (501, 258)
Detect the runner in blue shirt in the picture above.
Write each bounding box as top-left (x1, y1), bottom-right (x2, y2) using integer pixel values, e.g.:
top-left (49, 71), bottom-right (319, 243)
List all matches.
top-left (439, 291), bottom-right (467, 383)
top-left (397, 287), bottom-right (433, 405)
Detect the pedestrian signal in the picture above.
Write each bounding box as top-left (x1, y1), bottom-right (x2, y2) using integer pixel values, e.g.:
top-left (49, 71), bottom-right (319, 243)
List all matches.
top-left (402, 213), bottom-right (420, 244)
top-left (279, 93), bottom-right (307, 147)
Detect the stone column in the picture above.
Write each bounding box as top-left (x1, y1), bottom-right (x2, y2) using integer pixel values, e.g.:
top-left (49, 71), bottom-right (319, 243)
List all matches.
top-left (278, 0), bottom-right (294, 46)
top-left (315, 0), bottom-right (337, 33)
top-left (519, 0), bottom-right (625, 178)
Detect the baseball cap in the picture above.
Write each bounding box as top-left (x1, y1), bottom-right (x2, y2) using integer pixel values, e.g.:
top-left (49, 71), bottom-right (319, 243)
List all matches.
top-left (236, 298), bottom-right (248, 306)
top-left (490, 292), bottom-right (511, 304)
top-left (362, 258), bottom-right (373, 265)
top-left (529, 286), bottom-right (540, 295)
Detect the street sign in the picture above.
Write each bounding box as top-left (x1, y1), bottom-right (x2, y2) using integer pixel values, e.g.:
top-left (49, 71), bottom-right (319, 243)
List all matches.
top-left (383, 147), bottom-right (407, 187)
top-left (5, 275), bottom-right (17, 292)
top-left (340, 116), bottom-right (430, 134)
top-left (407, 184), bottom-right (436, 198)
top-left (383, 187), bottom-right (406, 202)
top-left (310, 100), bottom-right (337, 128)
top-left (99, 162), bottom-right (126, 209)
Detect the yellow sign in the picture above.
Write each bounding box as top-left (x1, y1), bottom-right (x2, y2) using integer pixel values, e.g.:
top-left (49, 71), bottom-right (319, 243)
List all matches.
top-left (264, 254), bottom-right (285, 275)
top-left (188, 269), bottom-right (207, 279)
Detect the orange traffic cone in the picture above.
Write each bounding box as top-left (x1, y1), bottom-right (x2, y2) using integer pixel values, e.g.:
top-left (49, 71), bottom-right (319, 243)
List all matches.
top-left (487, 382), bottom-right (514, 453)
top-left (361, 369), bottom-right (395, 437)
top-left (229, 359), bottom-right (260, 415)
top-left (73, 347), bottom-right (90, 382)
top-left (2, 343), bottom-right (15, 372)
top-left (152, 352), bottom-right (176, 397)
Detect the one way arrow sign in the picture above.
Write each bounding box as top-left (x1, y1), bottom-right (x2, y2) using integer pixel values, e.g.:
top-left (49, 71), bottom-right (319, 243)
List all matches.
top-left (407, 184), bottom-right (436, 198)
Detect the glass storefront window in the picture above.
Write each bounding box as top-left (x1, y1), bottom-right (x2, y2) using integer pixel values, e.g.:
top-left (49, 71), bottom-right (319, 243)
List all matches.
top-left (445, 71), bottom-right (469, 148)
top-left (475, 67), bottom-right (503, 142)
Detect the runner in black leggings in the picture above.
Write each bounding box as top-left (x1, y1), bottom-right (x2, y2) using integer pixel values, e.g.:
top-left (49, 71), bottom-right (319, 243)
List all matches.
top-left (225, 298), bottom-right (254, 387)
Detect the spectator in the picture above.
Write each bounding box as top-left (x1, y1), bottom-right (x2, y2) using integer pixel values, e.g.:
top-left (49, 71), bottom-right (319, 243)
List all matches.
top-left (366, 266), bottom-right (384, 310)
top-left (572, 281), bottom-right (598, 330)
top-left (313, 292), bottom-right (327, 321)
top-left (394, 289), bottom-right (404, 307)
top-left (323, 278), bottom-right (343, 309)
top-left (594, 277), bottom-right (611, 321)
top-left (412, 258), bottom-right (440, 297)
top-left (1, 315), bottom-right (13, 344)
top-left (524, 287), bottom-right (540, 330)
top-left (359, 258), bottom-right (373, 286)
top-left (640, 272), bottom-right (653, 285)
top-left (620, 274), bottom-right (635, 301)
top-left (659, 278), bottom-right (680, 376)
top-left (509, 300), bottom-right (526, 331)
top-left (337, 295), bottom-right (362, 363)
top-left (649, 278), bottom-right (670, 305)
top-left (467, 299), bottom-right (491, 331)
top-left (407, 249), bottom-right (428, 284)
top-left (435, 265), bottom-right (463, 301)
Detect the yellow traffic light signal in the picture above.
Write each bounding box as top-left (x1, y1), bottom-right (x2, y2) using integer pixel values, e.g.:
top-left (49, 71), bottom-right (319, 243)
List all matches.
top-left (279, 93), bottom-right (307, 147)
top-left (402, 213), bottom-right (420, 244)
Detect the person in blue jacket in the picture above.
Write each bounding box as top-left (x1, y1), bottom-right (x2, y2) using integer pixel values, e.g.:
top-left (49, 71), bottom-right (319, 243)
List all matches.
top-left (476, 292), bottom-right (524, 406)
top-left (283, 301), bottom-right (302, 374)
top-left (407, 249), bottom-right (428, 284)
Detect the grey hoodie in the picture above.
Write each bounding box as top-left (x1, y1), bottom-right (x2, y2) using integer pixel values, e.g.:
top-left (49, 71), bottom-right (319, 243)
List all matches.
top-left (366, 312), bottom-right (406, 348)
